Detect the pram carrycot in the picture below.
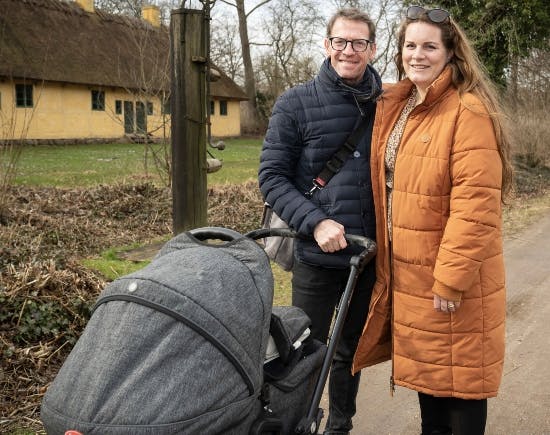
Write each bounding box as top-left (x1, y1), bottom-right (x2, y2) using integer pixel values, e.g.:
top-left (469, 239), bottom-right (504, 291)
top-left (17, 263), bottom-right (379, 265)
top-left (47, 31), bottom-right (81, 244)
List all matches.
top-left (40, 227), bottom-right (326, 434)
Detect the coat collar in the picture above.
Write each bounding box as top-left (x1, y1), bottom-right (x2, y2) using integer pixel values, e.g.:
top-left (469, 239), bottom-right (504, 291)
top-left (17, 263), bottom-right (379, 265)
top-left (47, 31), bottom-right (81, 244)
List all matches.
top-left (384, 65), bottom-right (454, 108)
top-left (318, 57), bottom-right (383, 103)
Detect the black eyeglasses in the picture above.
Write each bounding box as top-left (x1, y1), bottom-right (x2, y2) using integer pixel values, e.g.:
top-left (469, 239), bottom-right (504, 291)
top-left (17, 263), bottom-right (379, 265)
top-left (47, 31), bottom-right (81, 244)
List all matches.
top-left (328, 37), bottom-right (373, 52)
top-left (406, 5), bottom-right (450, 23)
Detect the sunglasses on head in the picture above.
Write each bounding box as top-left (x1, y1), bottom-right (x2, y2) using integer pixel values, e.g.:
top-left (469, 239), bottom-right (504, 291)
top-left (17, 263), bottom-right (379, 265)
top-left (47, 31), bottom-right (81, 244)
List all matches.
top-left (406, 5), bottom-right (450, 23)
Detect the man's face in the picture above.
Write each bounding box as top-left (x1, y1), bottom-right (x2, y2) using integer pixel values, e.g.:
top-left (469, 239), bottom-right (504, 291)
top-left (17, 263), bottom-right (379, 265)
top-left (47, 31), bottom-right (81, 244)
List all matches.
top-left (324, 18), bottom-right (376, 86)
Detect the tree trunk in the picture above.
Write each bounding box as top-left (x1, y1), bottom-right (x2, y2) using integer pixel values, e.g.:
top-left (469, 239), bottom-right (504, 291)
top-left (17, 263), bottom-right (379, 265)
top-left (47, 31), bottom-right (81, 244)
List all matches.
top-left (509, 53), bottom-right (518, 109)
top-left (235, 0), bottom-right (259, 133)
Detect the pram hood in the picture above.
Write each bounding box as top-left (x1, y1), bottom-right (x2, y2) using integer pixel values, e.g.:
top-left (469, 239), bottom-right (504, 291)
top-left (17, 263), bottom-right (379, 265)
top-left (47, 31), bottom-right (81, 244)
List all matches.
top-left (41, 230), bottom-right (274, 433)
top-left (142, 230), bottom-right (275, 393)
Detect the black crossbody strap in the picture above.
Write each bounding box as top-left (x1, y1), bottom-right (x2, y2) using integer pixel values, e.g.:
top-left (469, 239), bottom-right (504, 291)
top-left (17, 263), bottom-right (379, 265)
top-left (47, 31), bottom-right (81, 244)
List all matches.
top-left (305, 114), bottom-right (371, 197)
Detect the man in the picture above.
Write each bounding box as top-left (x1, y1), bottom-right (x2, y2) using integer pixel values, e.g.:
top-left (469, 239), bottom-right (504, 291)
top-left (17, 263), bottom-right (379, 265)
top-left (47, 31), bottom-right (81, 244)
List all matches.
top-left (258, 8), bottom-right (381, 435)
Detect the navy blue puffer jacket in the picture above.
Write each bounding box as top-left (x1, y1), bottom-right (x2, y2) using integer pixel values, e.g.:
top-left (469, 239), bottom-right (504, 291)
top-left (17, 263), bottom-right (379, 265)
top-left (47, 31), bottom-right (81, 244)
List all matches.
top-left (259, 58), bottom-right (382, 268)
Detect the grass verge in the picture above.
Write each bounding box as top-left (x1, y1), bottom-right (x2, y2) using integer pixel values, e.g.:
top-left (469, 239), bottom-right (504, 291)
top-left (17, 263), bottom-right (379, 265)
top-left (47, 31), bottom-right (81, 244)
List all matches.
top-left (503, 193), bottom-right (550, 239)
top-left (15, 138), bottom-right (263, 187)
top-left (82, 248), bottom-right (151, 281)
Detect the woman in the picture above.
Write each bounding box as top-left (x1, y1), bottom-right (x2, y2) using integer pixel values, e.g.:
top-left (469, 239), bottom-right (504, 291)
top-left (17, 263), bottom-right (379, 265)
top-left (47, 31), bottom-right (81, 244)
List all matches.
top-left (353, 5), bottom-right (513, 435)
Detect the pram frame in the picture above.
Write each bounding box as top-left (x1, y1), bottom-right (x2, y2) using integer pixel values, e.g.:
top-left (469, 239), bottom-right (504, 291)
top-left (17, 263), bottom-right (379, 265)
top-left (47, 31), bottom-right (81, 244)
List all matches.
top-left (191, 227), bottom-right (377, 435)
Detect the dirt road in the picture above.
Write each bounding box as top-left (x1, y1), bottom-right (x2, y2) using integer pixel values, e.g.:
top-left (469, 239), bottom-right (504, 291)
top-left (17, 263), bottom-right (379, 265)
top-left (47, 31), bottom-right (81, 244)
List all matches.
top-left (344, 211), bottom-right (550, 434)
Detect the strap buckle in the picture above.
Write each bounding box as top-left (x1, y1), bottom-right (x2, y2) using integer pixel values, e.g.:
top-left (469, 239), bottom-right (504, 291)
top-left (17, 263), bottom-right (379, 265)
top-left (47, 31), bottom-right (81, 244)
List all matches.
top-left (305, 178), bottom-right (325, 198)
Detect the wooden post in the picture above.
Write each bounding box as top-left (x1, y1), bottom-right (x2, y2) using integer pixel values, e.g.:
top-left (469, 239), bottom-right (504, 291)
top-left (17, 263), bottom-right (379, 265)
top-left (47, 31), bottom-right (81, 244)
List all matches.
top-left (170, 7), bottom-right (208, 235)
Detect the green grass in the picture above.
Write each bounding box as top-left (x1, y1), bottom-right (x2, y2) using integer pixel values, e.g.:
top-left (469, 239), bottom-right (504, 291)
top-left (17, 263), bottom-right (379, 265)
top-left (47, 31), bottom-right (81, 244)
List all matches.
top-left (271, 264), bottom-right (293, 306)
top-left (5, 429), bottom-right (37, 435)
top-left (82, 247), bottom-right (292, 306)
top-left (208, 138), bottom-right (264, 185)
top-left (15, 143), bottom-right (152, 187)
top-left (14, 138), bottom-right (263, 187)
top-left (82, 248), bottom-right (151, 281)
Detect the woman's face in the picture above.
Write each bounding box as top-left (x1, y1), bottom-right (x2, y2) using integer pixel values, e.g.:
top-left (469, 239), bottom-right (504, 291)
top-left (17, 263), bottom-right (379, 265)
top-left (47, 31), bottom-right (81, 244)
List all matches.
top-left (402, 21), bottom-right (451, 98)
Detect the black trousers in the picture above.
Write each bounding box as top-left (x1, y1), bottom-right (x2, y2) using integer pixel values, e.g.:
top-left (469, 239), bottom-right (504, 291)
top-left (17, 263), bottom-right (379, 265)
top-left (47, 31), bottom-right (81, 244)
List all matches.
top-left (291, 259), bottom-right (375, 434)
top-left (418, 392), bottom-right (487, 435)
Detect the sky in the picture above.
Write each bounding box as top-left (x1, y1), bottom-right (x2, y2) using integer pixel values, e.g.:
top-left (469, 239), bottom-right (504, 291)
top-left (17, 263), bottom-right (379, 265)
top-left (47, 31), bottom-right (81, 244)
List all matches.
top-left (179, 0), bottom-right (400, 82)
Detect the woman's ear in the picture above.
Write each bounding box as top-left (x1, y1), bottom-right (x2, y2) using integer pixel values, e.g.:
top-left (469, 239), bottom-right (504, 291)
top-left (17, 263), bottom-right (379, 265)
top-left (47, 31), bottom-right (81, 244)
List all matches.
top-left (447, 51), bottom-right (454, 63)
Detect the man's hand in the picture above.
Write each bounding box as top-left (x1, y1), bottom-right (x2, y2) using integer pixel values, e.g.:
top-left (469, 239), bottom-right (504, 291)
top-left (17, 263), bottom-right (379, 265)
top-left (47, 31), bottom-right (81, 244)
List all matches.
top-left (313, 219), bottom-right (347, 253)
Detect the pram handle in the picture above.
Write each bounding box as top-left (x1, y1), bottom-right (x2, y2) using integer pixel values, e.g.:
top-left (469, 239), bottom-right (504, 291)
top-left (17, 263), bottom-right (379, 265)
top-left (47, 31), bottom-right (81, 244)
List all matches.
top-left (189, 227), bottom-right (376, 254)
top-left (244, 227), bottom-right (376, 252)
top-left (188, 226), bottom-right (244, 241)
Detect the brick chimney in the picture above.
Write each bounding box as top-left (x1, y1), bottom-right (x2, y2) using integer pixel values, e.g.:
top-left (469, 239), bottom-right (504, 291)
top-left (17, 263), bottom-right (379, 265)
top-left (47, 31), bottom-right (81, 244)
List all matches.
top-left (75, 0), bottom-right (94, 13)
top-left (142, 5), bottom-right (161, 27)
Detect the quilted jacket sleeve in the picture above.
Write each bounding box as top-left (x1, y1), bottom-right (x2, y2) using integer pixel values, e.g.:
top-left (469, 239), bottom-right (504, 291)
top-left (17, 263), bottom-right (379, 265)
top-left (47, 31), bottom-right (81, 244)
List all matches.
top-left (258, 91), bottom-right (329, 235)
top-left (432, 94), bottom-right (503, 301)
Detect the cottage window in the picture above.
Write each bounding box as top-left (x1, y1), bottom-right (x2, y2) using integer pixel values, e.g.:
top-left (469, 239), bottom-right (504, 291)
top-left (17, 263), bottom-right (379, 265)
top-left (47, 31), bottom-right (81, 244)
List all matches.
top-left (115, 100), bottom-right (122, 114)
top-left (147, 102), bottom-right (153, 115)
top-left (210, 100), bottom-right (215, 115)
top-left (15, 84), bottom-right (33, 108)
top-left (92, 90), bottom-right (105, 111)
top-left (220, 100), bottom-right (228, 116)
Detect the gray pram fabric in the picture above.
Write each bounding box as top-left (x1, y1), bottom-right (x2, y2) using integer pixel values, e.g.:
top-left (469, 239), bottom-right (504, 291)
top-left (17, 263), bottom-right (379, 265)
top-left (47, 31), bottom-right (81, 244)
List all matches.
top-left (267, 339), bottom-right (326, 434)
top-left (41, 229), bottom-right (325, 434)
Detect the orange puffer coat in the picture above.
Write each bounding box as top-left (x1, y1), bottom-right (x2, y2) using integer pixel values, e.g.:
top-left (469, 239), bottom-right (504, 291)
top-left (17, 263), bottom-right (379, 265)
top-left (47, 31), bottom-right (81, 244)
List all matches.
top-left (353, 67), bottom-right (506, 399)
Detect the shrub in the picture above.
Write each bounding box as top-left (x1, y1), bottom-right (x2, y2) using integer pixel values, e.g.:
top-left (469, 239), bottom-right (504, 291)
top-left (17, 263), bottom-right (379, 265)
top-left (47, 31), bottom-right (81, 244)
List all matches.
top-left (511, 98), bottom-right (550, 169)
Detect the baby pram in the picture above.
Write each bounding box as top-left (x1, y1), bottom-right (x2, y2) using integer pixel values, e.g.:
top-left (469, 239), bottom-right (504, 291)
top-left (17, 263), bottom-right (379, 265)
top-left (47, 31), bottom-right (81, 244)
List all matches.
top-left (40, 227), bottom-right (376, 434)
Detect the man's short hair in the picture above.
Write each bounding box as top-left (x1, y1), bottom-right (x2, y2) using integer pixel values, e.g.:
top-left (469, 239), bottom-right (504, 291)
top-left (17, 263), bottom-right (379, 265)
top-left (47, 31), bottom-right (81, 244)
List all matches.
top-left (326, 8), bottom-right (376, 42)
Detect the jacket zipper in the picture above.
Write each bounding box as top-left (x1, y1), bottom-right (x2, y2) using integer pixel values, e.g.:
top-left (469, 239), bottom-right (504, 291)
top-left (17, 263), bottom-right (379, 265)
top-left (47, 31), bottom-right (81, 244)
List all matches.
top-left (389, 243), bottom-right (395, 396)
top-left (388, 123), bottom-right (400, 397)
top-left (387, 98), bottom-right (416, 396)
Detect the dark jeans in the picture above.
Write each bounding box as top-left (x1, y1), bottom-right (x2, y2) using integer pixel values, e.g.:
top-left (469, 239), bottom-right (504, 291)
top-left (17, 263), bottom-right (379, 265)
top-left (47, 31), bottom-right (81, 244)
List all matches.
top-left (418, 392), bottom-right (487, 435)
top-left (291, 259), bottom-right (375, 434)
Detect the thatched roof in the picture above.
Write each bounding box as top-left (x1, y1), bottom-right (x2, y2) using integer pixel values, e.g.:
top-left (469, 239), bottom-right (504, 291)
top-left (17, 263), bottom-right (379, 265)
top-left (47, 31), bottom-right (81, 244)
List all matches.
top-left (210, 66), bottom-right (249, 101)
top-left (0, 0), bottom-right (247, 100)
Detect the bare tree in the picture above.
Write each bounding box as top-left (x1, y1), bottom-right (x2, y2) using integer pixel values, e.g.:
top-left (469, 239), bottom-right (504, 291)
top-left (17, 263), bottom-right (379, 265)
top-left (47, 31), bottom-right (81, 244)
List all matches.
top-left (262, 0), bottom-right (323, 88)
top-left (210, 18), bottom-right (244, 84)
top-left (369, 0), bottom-right (401, 81)
top-left (254, 0), bottom-right (400, 115)
top-left (508, 47), bottom-right (550, 167)
top-left (253, 0), bottom-right (322, 116)
top-left (512, 48), bottom-right (550, 101)
top-left (105, 21), bottom-right (173, 186)
top-left (95, 0), bottom-right (144, 16)
top-left (326, 0), bottom-right (401, 81)
top-left (70, 0), bottom-right (176, 184)
top-left (0, 14), bottom-right (48, 218)
top-left (0, 81), bottom-right (43, 221)
top-left (216, 0), bottom-right (273, 133)
top-left (156, 0), bottom-right (185, 24)
top-left (95, 0), bottom-right (182, 24)
top-left (329, 0), bottom-right (363, 7)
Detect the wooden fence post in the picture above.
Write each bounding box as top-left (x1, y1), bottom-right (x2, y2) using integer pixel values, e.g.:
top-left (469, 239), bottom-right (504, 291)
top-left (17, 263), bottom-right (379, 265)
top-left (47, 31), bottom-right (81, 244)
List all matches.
top-left (170, 7), bottom-right (209, 235)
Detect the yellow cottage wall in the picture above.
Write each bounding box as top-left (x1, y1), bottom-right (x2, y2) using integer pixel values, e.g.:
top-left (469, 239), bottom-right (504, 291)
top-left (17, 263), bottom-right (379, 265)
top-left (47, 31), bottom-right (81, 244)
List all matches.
top-left (210, 99), bottom-right (242, 137)
top-left (1, 81), bottom-right (241, 141)
top-left (0, 81), bottom-right (164, 141)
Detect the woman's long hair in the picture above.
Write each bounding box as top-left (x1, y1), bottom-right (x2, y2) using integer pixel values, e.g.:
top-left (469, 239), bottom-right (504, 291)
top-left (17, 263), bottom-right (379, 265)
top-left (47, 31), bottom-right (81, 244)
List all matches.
top-left (395, 13), bottom-right (514, 200)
